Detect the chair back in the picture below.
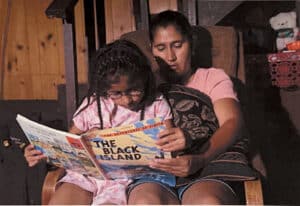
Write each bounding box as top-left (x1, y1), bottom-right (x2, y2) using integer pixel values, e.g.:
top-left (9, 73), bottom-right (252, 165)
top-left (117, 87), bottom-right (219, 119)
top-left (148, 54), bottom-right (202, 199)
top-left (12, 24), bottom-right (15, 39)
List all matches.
top-left (121, 26), bottom-right (245, 83)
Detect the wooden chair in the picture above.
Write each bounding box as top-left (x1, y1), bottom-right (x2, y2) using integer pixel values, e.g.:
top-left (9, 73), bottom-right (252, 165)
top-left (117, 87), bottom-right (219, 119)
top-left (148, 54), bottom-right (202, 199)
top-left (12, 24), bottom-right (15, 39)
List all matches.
top-left (41, 26), bottom-right (266, 205)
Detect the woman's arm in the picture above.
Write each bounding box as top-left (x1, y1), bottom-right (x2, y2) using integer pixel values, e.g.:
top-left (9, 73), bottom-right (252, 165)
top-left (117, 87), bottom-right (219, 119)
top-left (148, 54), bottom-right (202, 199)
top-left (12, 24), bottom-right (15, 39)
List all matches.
top-left (149, 98), bottom-right (243, 177)
top-left (201, 97), bottom-right (243, 165)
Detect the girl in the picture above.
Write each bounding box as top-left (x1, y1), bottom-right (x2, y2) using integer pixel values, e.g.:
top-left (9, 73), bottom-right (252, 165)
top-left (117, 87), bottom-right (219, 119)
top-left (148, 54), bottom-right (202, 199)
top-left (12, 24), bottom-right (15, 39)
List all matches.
top-left (24, 40), bottom-right (185, 205)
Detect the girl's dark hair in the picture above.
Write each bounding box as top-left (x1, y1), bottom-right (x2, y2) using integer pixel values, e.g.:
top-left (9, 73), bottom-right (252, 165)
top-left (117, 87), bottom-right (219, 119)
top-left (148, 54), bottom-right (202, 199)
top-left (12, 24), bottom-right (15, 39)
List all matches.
top-left (76, 40), bottom-right (156, 128)
top-left (149, 10), bottom-right (193, 46)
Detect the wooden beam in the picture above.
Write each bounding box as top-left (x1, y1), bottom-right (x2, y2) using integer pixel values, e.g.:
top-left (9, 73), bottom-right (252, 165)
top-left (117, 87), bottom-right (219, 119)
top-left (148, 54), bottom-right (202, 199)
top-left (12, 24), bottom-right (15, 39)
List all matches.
top-left (0, 0), bottom-right (12, 99)
top-left (133, 0), bottom-right (149, 30)
top-left (46, 0), bottom-right (79, 127)
top-left (180, 0), bottom-right (197, 25)
top-left (140, 0), bottom-right (149, 30)
top-left (197, 1), bottom-right (243, 26)
top-left (296, 0), bottom-right (300, 27)
top-left (63, 22), bottom-right (78, 128)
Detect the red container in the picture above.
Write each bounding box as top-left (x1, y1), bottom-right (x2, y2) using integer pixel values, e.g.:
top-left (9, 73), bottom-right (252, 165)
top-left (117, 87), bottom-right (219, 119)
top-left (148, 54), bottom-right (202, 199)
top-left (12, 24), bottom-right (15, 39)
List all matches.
top-left (267, 51), bottom-right (300, 88)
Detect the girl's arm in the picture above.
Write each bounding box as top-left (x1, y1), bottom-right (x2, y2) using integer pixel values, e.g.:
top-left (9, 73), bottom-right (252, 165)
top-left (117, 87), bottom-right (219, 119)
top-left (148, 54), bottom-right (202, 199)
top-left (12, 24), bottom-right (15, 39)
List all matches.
top-left (68, 121), bottom-right (85, 135)
top-left (24, 121), bottom-right (84, 167)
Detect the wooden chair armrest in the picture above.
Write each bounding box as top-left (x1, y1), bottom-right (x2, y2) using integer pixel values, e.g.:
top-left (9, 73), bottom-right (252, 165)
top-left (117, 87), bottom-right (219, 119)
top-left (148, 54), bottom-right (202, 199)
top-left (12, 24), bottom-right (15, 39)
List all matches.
top-left (244, 178), bottom-right (264, 205)
top-left (41, 167), bottom-right (66, 205)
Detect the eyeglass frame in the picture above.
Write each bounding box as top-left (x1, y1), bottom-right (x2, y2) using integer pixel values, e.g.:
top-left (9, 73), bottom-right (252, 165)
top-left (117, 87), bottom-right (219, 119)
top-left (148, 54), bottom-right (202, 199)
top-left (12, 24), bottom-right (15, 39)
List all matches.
top-left (106, 89), bottom-right (144, 100)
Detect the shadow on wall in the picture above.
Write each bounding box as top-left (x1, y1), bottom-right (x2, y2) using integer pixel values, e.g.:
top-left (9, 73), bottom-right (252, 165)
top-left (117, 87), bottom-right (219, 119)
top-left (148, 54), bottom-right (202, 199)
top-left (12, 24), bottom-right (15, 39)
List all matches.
top-left (248, 85), bottom-right (300, 204)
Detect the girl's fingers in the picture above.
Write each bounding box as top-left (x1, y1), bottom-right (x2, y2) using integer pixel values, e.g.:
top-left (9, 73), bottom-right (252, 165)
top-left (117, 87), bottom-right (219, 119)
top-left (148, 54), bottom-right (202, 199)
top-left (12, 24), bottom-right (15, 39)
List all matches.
top-left (28, 160), bottom-right (39, 167)
top-left (157, 135), bottom-right (186, 151)
top-left (26, 154), bottom-right (46, 167)
top-left (160, 140), bottom-right (184, 151)
top-left (158, 128), bottom-right (176, 138)
top-left (26, 153), bottom-right (45, 160)
top-left (157, 128), bottom-right (186, 150)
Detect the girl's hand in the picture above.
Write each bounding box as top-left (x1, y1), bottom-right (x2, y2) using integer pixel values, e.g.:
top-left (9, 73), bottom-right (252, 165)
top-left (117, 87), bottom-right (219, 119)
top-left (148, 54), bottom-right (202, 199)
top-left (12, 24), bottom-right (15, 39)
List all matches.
top-left (156, 127), bottom-right (186, 152)
top-left (149, 154), bottom-right (205, 177)
top-left (24, 144), bottom-right (46, 167)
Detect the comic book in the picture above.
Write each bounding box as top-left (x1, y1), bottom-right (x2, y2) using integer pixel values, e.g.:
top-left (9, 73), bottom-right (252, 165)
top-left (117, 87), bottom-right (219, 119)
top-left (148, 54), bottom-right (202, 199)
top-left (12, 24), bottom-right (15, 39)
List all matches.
top-left (16, 114), bottom-right (175, 186)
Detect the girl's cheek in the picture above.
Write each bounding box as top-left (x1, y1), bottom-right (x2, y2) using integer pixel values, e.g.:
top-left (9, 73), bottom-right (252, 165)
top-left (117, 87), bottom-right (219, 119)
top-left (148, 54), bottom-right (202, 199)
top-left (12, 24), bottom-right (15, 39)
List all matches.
top-left (111, 99), bottom-right (122, 106)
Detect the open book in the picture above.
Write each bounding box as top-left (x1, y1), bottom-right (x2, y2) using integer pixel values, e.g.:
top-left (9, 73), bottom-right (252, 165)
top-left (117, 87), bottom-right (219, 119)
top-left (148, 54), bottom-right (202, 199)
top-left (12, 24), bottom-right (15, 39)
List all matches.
top-left (16, 114), bottom-right (175, 186)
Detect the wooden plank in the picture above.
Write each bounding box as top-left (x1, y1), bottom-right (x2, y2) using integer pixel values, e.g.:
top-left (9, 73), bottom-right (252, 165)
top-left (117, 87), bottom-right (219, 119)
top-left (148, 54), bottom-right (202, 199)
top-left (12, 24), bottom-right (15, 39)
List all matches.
top-left (63, 23), bottom-right (78, 127)
top-left (3, 0), bottom-right (32, 99)
top-left (181, 0), bottom-right (196, 25)
top-left (5, 0), bottom-right (28, 75)
top-left (244, 179), bottom-right (264, 205)
top-left (205, 26), bottom-right (237, 78)
top-left (34, 75), bottom-right (64, 100)
top-left (35, 0), bottom-right (63, 76)
top-left (149, 0), bottom-right (177, 14)
top-left (93, 0), bottom-right (99, 50)
top-left (24, 0), bottom-right (43, 99)
top-left (74, 0), bottom-right (88, 84)
top-left (26, 0), bottom-right (64, 99)
top-left (296, 1), bottom-right (300, 28)
top-left (105, 0), bottom-right (135, 43)
top-left (104, 0), bottom-right (114, 43)
top-left (55, 13), bottom-right (66, 90)
top-left (2, 0), bottom-right (66, 99)
top-left (139, 0), bottom-right (149, 30)
top-left (4, 74), bottom-right (34, 99)
top-left (0, 0), bottom-right (11, 99)
top-left (197, 1), bottom-right (243, 26)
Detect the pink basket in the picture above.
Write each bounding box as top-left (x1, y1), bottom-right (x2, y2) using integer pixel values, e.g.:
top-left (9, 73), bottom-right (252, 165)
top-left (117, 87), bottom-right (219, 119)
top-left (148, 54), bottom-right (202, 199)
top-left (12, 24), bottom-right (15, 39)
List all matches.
top-left (267, 52), bottom-right (300, 88)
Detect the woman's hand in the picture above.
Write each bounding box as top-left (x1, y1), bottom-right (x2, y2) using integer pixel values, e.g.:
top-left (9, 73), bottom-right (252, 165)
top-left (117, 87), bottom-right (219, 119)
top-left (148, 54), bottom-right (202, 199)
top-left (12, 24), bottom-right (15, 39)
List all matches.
top-left (24, 144), bottom-right (46, 167)
top-left (156, 127), bottom-right (186, 152)
top-left (149, 154), bottom-right (205, 177)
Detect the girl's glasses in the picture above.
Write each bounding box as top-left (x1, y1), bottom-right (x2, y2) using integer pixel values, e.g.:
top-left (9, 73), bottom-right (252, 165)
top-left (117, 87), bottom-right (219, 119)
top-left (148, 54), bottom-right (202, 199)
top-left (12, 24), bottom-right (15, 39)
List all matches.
top-left (106, 89), bottom-right (144, 100)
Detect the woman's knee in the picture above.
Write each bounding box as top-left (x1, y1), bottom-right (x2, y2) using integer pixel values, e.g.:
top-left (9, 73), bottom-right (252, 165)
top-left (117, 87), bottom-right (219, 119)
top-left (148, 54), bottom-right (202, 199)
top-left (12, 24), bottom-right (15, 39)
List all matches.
top-left (181, 180), bottom-right (238, 205)
top-left (128, 182), bottom-right (179, 204)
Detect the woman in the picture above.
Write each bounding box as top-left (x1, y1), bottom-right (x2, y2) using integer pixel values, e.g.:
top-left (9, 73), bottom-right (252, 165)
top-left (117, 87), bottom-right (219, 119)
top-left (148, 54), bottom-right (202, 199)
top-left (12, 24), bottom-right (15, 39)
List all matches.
top-left (127, 10), bottom-right (244, 205)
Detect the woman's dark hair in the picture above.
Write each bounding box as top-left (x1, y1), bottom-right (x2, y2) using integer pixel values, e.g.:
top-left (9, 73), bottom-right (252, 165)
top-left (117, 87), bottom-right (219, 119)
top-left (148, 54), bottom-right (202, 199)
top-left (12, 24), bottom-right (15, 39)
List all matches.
top-left (76, 40), bottom-right (156, 128)
top-left (149, 10), bottom-right (201, 76)
top-left (149, 10), bottom-right (193, 46)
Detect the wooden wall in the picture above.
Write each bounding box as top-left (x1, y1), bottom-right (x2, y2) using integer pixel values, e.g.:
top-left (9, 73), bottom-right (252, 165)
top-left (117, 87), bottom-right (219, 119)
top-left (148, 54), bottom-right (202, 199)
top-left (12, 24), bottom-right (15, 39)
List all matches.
top-left (0, 0), bottom-right (176, 100)
top-left (149, 0), bottom-right (177, 14)
top-left (0, 0), bottom-right (87, 100)
top-left (104, 0), bottom-right (177, 43)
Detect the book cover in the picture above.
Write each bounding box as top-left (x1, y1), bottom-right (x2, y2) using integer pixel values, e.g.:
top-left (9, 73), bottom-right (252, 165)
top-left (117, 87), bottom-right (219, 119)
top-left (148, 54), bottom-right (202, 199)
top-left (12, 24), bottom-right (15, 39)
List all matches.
top-left (16, 114), bottom-right (175, 186)
top-left (84, 118), bottom-right (176, 186)
top-left (16, 114), bottom-right (105, 180)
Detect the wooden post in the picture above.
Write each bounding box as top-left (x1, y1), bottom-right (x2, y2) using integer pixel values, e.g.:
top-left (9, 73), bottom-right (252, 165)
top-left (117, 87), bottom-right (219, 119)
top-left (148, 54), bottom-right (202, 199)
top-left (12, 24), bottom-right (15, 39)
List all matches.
top-left (63, 21), bottom-right (78, 128)
top-left (133, 0), bottom-right (149, 30)
top-left (45, 0), bottom-right (79, 128)
top-left (296, 0), bottom-right (300, 27)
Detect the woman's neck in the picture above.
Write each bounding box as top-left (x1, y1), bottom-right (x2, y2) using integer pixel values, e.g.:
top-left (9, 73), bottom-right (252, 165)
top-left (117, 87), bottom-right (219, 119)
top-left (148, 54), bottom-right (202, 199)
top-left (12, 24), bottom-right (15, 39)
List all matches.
top-left (181, 68), bottom-right (195, 85)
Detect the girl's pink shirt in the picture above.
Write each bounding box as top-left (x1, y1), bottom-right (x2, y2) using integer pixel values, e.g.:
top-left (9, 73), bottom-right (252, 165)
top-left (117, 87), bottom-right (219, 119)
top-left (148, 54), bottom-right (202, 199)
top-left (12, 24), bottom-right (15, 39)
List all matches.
top-left (60, 95), bottom-right (172, 205)
top-left (73, 94), bottom-right (172, 132)
top-left (187, 68), bottom-right (238, 102)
